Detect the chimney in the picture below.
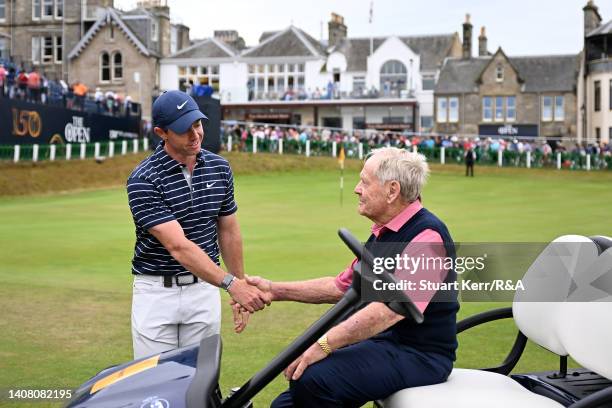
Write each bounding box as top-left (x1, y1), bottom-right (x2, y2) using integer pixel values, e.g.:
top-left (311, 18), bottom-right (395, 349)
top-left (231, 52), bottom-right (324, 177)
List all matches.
top-left (583, 0), bottom-right (602, 37)
top-left (328, 13), bottom-right (347, 48)
top-left (462, 13), bottom-right (472, 59)
top-left (478, 26), bottom-right (488, 56)
top-left (151, 5), bottom-right (171, 57)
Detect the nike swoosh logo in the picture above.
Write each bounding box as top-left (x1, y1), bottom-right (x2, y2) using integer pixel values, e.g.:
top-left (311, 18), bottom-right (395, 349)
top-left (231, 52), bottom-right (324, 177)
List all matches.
top-left (177, 100), bottom-right (188, 110)
top-left (206, 182), bottom-right (215, 188)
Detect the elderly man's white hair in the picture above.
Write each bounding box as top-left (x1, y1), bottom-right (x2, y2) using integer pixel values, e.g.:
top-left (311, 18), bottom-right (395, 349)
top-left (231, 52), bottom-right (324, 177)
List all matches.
top-left (366, 147), bottom-right (429, 202)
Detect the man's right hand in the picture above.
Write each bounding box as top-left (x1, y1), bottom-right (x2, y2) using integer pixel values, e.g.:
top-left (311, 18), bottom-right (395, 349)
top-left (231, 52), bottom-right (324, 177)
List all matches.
top-left (245, 275), bottom-right (274, 300)
top-left (228, 278), bottom-right (271, 313)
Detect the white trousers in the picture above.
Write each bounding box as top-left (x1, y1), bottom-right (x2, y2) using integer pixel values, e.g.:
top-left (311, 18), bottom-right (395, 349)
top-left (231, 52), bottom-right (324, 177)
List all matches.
top-left (131, 275), bottom-right (221, 360)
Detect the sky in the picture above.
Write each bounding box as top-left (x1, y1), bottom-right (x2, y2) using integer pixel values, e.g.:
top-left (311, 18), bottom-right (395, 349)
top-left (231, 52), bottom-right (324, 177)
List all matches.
top-left (114, 0), bottom-right (612, 56)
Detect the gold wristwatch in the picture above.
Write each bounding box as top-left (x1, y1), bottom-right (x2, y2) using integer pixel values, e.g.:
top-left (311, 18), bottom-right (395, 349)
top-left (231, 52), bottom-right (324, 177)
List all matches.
top-left (317, 334), bottom-right (332, 355)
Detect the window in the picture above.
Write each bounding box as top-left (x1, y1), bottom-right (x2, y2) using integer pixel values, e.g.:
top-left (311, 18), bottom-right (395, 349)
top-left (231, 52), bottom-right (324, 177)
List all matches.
top-left (108, 23), bottom-right (114, 40)
top-left (506, 96), bottom-right (516, 122)
top-left (55, 0), bottom-right (62, 18)
top-left (42, 36), bottom-right (53, 63)
top-left (554, 96), bottom-right (564, 121)
top-left (247, 61), bottom-right (304, 99)
top-left (113, 52), bottom-right (122, 80)
top-left (496, 65), bottom-right (504, 82)
top-left (100, 52), bottom-right (110, 82)
top-left (380, 60), bottom-right (407, 96)
top-left (609, 127), bottom-right (612, 142)
top-left (151, 20), bottom-right (158, 41)
top-left (33, 0), bottom-right (41, 19)
top-left (43, 0), bottom-right (53, 18)
top-left (31, 37), bottom-right (41, 63)
top-left (177, 64), bottom-right (221, 92)
top-left (482, 96), bottom-right (493, 121)
top-left (595, 127), bottom-right (600, 143)
top-left (541, 95), bottom-right (564, 121)
top-left (594, 80), bottom-right (601, 111)
top-left (353, 116), bottom-right (366, 130)
top-left (542, 96), bottom-right (553, 121)
top-left (0, 0), bottom-right (5, 20)
top-left (353, 76), bottom-right (366, 95)
top-left (609, 80), bottom-right (612, 110)
top-left (437, 97), bottom-right (448, 123)
top-left (33, 0), bottom-right (62, 20)
top-left (495, 96), bottom-right (504, 121)
top-left (422, 75), bottom-right (435, 90)
top-left (483, 95), bottom-right (515, 122)
top-left (54, 36), bottom-right (62, 63)
top-left (448, 97), bottom-right (459, 123)
top-left (421, 116), bottom-right (433, 130)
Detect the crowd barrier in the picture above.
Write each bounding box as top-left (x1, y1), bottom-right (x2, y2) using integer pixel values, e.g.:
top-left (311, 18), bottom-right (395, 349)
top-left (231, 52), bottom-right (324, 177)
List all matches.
top-left (2, 138), bottom-right (149, 163)
top-left (2, 134), bottom-right (610, 172)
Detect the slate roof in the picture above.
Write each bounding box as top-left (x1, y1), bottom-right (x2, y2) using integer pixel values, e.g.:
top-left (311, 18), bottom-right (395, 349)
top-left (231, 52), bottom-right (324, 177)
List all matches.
top-left (167, 38), bottom-right (236, 59)
top-left (242, 26), bottom-right (324, 58)
top-left (68, 8), bottom-right (157, 59)
top-left (330, 34), bottom-right (458, 72)
top-left (259, 31), bottom-right (279, 43)
top-left (436, 53), bottom-right (579, 94)
top-left (587, 19), bottom-right (612, 37)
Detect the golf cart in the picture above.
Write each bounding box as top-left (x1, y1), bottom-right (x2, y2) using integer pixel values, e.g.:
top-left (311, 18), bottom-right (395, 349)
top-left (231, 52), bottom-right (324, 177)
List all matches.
top-left (65, 229), bottom-right (424, 408)
top-left (378, 235), bottom-right (612, 408)
top-left (65, 232), bottom-right (612, 408)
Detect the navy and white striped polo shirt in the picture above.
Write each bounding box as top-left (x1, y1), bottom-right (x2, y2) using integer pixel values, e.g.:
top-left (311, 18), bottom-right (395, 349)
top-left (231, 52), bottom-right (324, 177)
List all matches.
top-left (126, 142), bottom-right (237, 276)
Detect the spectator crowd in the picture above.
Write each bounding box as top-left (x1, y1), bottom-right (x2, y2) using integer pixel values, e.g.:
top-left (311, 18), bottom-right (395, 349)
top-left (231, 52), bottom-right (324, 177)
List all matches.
top-left (221, 121), bottom-right (612, 168)
top-left (0, 61), bottom-right (138, 118)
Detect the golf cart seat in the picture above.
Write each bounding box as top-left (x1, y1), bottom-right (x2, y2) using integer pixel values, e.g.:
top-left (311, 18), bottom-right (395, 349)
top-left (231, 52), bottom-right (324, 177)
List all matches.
top-left (380, 235), bottom-right (612, 408)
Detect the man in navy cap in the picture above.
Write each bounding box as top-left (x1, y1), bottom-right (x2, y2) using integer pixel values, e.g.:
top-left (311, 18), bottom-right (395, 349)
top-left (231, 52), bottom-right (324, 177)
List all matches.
top-left (126, 90), bottom-right (267, 359)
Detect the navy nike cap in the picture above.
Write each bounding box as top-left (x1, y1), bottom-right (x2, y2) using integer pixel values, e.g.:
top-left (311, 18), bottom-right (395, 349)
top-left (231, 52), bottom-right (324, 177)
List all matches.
top-left (152, 90), bottom-right (207, 134)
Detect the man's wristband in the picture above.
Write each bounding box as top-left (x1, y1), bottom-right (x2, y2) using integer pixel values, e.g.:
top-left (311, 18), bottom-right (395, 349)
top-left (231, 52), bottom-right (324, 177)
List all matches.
top-left (220, 273), bottom-right (236, 291)
top-left (317, 334), bottom-right (332, 355)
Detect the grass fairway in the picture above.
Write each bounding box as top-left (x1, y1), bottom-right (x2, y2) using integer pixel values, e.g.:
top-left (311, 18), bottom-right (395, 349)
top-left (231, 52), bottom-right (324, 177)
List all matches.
top-left (0, 155), bottom-right (611, 407)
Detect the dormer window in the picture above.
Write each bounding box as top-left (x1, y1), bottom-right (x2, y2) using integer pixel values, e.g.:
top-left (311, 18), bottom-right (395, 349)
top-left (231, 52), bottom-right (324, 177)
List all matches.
top-left (496, 65), bottom-right (503, 82)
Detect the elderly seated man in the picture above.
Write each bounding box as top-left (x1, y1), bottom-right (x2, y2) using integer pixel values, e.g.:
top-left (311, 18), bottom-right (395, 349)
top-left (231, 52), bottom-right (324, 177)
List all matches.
top-left (242, 147), bottom-right (458, 407)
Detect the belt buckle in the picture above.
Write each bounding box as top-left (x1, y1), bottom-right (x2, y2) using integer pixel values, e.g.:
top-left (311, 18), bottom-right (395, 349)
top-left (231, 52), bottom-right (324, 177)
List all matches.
top-left (175, 274), bottom-right (197, 286)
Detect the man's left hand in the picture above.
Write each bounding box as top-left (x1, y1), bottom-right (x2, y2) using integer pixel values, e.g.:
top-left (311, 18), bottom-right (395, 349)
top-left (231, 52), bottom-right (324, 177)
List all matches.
top-left (230, 300), bottom-right (250, 333)
top-left (284, 342), bottom-right (328, 381)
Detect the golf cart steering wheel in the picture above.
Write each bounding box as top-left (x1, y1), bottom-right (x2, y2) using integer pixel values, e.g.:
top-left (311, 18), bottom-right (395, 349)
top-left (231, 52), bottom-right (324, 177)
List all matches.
top-left (338, 228), bottom-right (424, 324)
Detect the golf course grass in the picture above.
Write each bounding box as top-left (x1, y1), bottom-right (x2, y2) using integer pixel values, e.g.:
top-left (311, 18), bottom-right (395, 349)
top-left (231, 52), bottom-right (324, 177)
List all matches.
top-left (0, 152), bottom-right (611, 407)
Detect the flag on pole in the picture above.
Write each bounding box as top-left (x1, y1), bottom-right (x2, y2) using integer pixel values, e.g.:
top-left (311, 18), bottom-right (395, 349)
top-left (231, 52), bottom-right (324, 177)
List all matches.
top-left (369, 1), bottom-right (373, 23)
top-left (338, 146), bottom-right (345, 170)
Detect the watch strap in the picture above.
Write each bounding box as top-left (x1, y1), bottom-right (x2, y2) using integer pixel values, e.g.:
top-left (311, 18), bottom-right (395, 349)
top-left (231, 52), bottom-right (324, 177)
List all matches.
top-left (221, 273), bottom-right (236, 291)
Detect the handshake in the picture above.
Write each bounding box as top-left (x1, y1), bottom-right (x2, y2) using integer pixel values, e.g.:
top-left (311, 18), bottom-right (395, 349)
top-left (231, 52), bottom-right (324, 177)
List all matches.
top-left (227, 275), bottom-right (273, 333)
